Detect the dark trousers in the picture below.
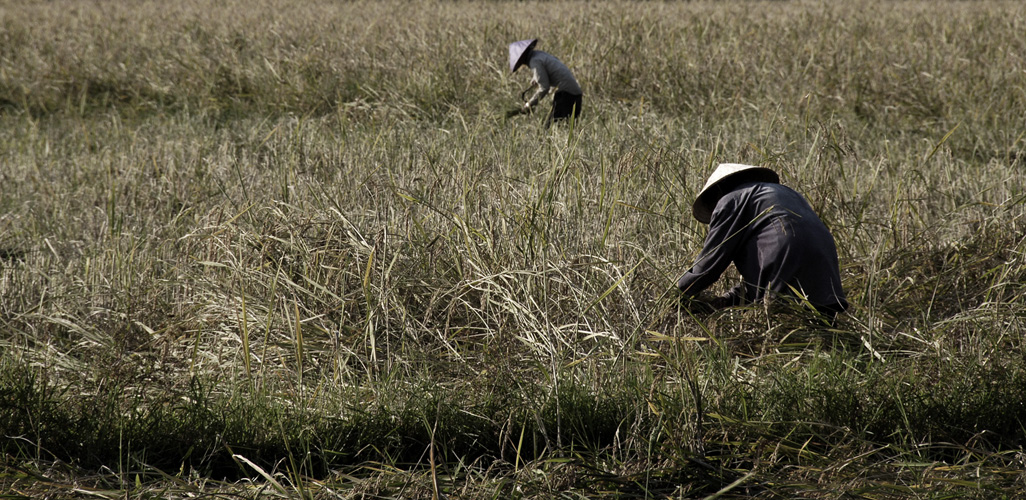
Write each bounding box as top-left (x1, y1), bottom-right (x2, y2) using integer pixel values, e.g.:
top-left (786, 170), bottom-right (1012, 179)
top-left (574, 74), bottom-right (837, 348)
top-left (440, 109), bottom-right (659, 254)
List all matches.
top-left (546, 91), bottom-right (583, 128)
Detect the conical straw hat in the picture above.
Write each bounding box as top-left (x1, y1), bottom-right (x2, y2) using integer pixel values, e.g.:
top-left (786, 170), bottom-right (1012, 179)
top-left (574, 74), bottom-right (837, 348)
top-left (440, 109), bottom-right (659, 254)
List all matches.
top-left (692, 163), bottom-right (779, 223)
top-left (509, 39), bottom-right (538, 73)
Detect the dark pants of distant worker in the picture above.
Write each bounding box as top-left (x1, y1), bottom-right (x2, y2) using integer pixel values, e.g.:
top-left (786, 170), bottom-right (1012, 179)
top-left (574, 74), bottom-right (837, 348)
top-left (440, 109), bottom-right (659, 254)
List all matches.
top-left (546, 91), bottom-right (583, 128)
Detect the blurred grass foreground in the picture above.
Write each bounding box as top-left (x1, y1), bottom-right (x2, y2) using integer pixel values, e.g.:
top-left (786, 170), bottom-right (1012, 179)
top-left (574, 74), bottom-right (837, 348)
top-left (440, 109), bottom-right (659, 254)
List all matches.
top-left (2, 0), bottom-right (1026, 497)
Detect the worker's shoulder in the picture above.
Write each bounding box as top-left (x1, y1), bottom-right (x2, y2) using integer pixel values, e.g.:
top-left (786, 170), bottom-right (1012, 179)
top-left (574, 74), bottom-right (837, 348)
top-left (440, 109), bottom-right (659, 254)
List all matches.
top-left (752, 182), bottom-right (805, 199)
top-left (529, 51), bottom-right (566, 67)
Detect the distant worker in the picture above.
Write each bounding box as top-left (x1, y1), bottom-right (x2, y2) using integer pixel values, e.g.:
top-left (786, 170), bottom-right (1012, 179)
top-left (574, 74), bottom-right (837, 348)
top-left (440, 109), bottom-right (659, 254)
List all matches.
top-left (508, 39), bottom-right (583, 128)
top-left (676, 164), bottom-right (849, 323)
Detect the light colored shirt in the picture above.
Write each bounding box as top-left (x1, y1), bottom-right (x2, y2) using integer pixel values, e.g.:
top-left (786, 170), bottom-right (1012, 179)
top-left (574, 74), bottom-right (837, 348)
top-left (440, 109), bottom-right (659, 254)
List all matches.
top-left (524, 50), bottom-right (582, 108)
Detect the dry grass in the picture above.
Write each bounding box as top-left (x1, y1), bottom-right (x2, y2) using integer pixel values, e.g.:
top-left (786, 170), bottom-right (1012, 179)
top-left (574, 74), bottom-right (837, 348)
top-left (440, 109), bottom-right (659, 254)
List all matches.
top-left (2, 0), bottom-right (1026, 497)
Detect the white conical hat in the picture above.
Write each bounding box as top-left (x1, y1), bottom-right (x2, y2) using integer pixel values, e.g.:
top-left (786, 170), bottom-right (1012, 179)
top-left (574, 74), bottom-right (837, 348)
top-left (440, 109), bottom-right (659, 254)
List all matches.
top-left (692, 163), bottom-right (779, 224)
top-left (508, 39), bottom-right (537, 73)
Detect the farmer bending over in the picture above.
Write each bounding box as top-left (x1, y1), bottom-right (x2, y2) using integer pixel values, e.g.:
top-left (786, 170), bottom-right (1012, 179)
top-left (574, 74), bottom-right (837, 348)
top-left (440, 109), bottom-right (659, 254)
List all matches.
top-left (508, 39), bottom-right (582, 128)
top-left (676, 164), bottom-right (849, 323)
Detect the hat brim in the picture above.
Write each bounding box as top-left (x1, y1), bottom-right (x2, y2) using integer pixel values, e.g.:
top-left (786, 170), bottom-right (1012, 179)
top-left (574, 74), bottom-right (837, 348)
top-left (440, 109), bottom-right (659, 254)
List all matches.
top-left (509, 39), bottom-right (537, 73)
top-left (691, 167), bottom-right (779, 224)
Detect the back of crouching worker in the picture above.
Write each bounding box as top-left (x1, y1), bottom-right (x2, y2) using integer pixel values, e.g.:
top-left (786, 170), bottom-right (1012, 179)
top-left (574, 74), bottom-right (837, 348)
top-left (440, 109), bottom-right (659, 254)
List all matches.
top-left (676, 163), bottom-right (849, 325)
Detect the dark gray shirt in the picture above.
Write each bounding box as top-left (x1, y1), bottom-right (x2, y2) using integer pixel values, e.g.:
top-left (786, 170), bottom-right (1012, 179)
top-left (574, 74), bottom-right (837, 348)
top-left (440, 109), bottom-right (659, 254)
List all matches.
top-left (677, 182), bottom-right (848, 311)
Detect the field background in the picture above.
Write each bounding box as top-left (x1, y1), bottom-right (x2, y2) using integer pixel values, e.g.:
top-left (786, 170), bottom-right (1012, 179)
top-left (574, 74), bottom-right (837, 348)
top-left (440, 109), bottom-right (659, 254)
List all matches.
top-left (2, 0), bottom-right (1026, 498)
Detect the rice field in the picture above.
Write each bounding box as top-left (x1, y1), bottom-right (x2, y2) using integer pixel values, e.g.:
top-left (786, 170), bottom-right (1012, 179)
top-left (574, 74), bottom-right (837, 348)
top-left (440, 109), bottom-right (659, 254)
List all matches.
top-left (2, 0), bottom-right (1026, 498)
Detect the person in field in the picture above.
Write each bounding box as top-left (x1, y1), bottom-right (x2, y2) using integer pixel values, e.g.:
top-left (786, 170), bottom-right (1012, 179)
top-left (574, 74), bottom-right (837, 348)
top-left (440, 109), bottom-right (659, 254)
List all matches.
top-left (508, 39), bottom-right (583, 128)
top-left (676, 163), bottom-right (849, 323)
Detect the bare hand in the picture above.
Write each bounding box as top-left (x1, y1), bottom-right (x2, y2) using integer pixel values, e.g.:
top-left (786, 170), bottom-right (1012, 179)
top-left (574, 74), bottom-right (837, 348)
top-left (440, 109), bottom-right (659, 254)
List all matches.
top-left (707, 295), bottom-right (733, 310)
top-left (677, 291), bottom-right (732, 315)
top-left (677, 295), bottom-right (714, 315)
